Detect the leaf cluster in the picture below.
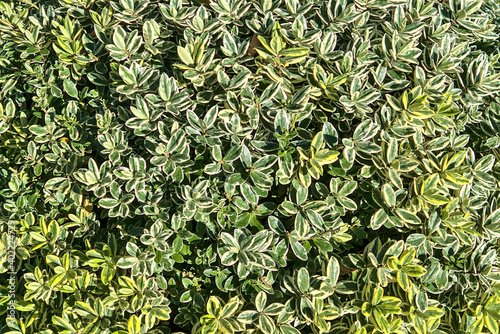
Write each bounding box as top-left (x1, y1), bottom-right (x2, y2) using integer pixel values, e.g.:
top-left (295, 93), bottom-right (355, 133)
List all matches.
top-left (1, 0), bottom-right (500, 333)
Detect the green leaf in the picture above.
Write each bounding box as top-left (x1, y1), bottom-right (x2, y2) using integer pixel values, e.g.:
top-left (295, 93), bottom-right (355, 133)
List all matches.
top-left (486, 209), bottom-right (500, 227)
top-left (313, 237), bottom-right (333, 253)
top-left (119, 65), bottom-right (136, 86)
top-left (300, 297), bottom-right (315, 321)
top-left (395, 209), bottom-right (421, 225)
top-left (116, 256), bottom-right (138, 269)
top-left (280, 325), bottom-right (301, 334)
top-left (290, 239), bottom-right (307, 261)
top-left (99, 198), bottom-right (120, 209)
top-left (327, 256), bottom-right (340, 286)
top-left (382, 184), bottom-right (396, 207)
top-left (465, 0), bottom-right (483, 14)
top-left (402, 265), bottom-right (427, 277)
top-left (406, 234), bottom-right (426, 247)
top-left (338, 181), bottom-right (357, 196)
top-left (29, 125), bottom-right (49, 136)
top-left (416, 290), bottom-right (428, 312)
top-left (297, 267), bottom-right (309, 294)
top-left (306, 209), bottom-right (324, 229)
top-left (356, 141), bottom-right (381, 154)
top-left (255, 291), bottom-right (267, 313)
top-left (63, 79), bottom-right (78, 99)
top-left (371, 209), bottom-right (388, 230)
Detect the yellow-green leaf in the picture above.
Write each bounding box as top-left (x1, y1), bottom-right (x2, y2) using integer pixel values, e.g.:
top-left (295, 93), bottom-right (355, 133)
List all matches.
top-left (311, 132), bottom-right (324, 155)
top-left (382, 184), bottom-right (396, 207)
top-left (279, 47), bottom-right (309, 57)
top-left (207, 296), bottom-right (221, 318)
top-left (372, 308), bottom-right (390, 333)
top-left (402, 264), bottom-right (427, 277)
top-left (397, 271), bottom-right (409, 291)
top-left (307, 160), bottom-right (322, 179)
top-left (297, 147), bottom-right (310, 160)
top-left (399, 248), bottom-right (416, 265)
top-left (421, 173), bottom-right (439, 194)
top-left (257, 36), bottom-right (277, 56)
top-left (152, 307), bottom-right (171, 320)
top-left (192, 41), bottom-right (205, 64)
top-left (270, 35), bottom-right (284, 53)
top-left (387, 256), bottom-right (401, 270)
top-left (128, 315), bottom-right (140, 334)
top-left (326, 73), bottom-right (348, 87)
top-left (314, 149), bottom-right (340, 165)
top-left (372, 286), bottom-right (384, 305)
top-left (361, 302), bottom-right (372, 316)
top-left (443, 151), bottom-right (466, 170)
top-left (298, 166), bottom-right (311, 188)
top-left (75, 301), bottom-right (97, 316)
top-left (220, 296), bottom-right (240, 318)
top-left (423, 191), bottom-right (449, 205)
top-left (469, 316), bottom-right (484, 334)
top-left (413, 315), bottom-right (426, 334)
top-left (177, 46), bottom-right (194, 65)
top-left (401, 91), bottom-right (409, 110)
top-left (441, 172), bottom-right (469, 185)
top-left (424, 306), bottom-right (445, 319)
top-left (407, 107), bottom-right (434, 119)
top-left (485, 311), bottom-right (499, 334)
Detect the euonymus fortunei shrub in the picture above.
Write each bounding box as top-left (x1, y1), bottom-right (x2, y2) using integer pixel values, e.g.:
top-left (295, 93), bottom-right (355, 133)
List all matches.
top-left (1, 0), bottom-right (500, 333)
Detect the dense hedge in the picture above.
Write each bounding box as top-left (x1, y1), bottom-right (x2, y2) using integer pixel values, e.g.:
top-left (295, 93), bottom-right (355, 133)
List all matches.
top-left (2, 0), bottom-right (500, 333)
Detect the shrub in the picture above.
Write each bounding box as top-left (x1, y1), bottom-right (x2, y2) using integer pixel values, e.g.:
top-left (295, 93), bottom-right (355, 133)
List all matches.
top-left (1, 0), bottom-right (500, 333)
